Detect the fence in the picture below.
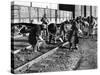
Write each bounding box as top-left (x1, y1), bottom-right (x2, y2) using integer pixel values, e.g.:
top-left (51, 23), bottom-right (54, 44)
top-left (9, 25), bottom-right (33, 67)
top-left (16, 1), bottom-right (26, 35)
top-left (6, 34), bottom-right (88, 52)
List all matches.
top-left (11, 5), bottom-right (73, 24)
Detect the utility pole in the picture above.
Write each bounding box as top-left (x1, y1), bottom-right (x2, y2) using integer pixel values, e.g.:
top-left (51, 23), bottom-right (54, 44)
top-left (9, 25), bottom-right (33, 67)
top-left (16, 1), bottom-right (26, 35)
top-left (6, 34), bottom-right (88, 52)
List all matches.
top-left (29, 2), bottom-right (32, 23)
top-left (90, 6), bottom-right (92, 16)
top-left (18, 6), bottom-right (21, 23)
top-left (84, 5), bottom-right (86, 17)
top-left (55, 9), bottom-right (57, 24)
top-left (55, 4), bottom-right (58, 24)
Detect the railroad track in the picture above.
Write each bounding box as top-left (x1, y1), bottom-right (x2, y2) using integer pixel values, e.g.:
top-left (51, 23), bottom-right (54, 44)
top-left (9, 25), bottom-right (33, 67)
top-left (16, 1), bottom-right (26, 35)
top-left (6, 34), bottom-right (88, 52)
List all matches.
top-left (12, 42), bottom-right (69, 74)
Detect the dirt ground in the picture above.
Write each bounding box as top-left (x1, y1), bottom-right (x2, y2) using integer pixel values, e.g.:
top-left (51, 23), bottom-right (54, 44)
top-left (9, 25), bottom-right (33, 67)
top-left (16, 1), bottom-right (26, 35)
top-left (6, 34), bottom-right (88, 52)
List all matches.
top-left (77, 38), bottom-right (97, 70)
top-left (13, 35), bottom-right (97, 73)
top-left (24, 38), bottom-right (97, 73)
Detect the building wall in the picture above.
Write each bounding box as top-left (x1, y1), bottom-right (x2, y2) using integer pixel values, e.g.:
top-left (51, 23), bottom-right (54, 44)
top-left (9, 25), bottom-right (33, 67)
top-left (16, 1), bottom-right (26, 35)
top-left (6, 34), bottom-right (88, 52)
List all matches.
top-left (86, 6), bottom-right (90, 17)
top-left (81, 5), bottom-right (84, 17)
top-left (75, 5), bottom-right (81, 18)
top-left (92, 6), bottom-right (97, 17)
top-left (75, 5), bottom-right (97, 18)
top-left (11, 1), bottom-right (97, 23)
